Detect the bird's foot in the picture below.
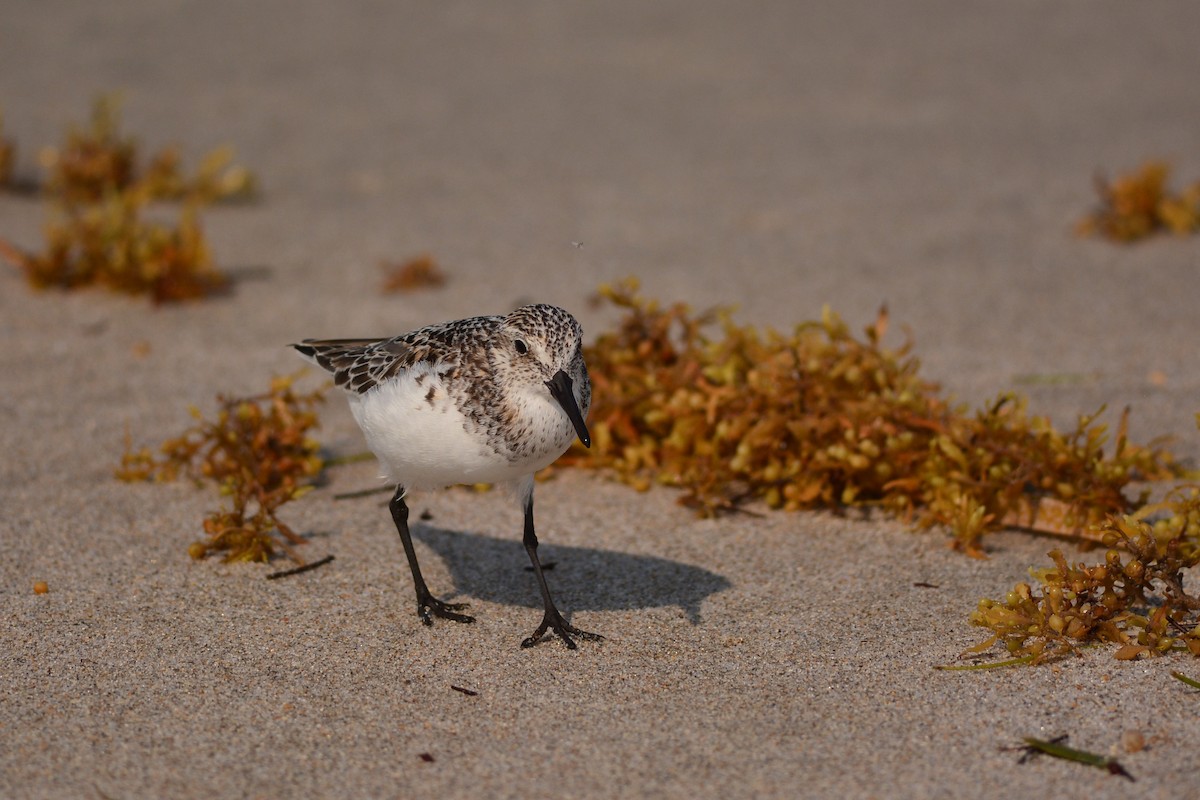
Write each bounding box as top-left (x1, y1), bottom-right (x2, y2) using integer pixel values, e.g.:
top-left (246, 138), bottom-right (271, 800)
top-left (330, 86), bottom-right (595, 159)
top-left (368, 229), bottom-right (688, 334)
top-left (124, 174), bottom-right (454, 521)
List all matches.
top-left (416, 592), bottom-right (474, 626)
top-left (521, 609), bottom-right (603, 650)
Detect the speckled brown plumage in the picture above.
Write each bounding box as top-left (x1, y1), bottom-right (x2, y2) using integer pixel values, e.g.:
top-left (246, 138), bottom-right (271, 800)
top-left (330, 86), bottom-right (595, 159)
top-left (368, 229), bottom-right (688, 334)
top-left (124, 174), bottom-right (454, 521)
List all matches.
top-left (292, 303), bottom-right (590, 469)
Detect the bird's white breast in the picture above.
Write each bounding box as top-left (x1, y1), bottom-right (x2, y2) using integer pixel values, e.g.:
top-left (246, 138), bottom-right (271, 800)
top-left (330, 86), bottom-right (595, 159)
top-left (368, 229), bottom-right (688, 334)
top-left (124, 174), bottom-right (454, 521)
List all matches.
top-left (348, 364), bottom-right (549, 489)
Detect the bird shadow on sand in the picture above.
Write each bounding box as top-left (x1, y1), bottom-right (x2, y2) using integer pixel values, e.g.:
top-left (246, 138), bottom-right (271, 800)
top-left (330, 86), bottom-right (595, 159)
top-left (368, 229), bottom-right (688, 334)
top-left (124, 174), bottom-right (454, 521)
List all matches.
top-left (410, 524), bottom-right (731, 625)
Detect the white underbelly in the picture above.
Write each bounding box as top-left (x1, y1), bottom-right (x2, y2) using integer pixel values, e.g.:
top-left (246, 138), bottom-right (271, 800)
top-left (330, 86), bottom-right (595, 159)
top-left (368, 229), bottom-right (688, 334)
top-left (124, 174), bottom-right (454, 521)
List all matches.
top-left (348, 371), bottom-right (535, 489)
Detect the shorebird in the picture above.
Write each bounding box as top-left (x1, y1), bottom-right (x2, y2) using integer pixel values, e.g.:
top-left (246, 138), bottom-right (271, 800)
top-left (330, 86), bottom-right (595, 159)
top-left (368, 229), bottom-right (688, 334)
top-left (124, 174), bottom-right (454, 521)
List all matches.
top-left (292, 304), bottom-right (601, 649)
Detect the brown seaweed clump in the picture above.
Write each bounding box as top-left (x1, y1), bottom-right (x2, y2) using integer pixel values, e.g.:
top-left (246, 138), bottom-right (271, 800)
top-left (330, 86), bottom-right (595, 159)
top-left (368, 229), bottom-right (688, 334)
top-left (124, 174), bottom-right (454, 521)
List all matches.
top-left (117, 374), bottom-right (327, 564)
top-left (380, 253), bottom-right (448, 293)
top-left (9, 190), bottom-right (227, 303)
top-left (564, 279), bottom-right (1175, 557)
top-left (570, 280), bottom-right (1196, 661)
top-left (971, 482), bottom-right (1200, 663)
top-left (1079, 161), bottom-right (1200, 242)
top-left (1, 94), bottom-right (255, 302)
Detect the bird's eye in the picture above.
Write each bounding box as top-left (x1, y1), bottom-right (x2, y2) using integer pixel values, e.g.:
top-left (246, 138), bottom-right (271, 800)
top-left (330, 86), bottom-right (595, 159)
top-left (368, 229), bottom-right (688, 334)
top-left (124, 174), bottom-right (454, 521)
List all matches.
top-left (515, 339), bottom-right (528, 355)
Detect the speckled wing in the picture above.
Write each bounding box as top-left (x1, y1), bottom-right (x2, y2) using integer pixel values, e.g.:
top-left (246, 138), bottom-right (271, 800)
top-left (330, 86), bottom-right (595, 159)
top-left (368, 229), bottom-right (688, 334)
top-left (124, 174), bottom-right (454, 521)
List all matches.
top-left (292, 336), bottom-right (439, 394)
top-left (292, 315), bottom-right (500, 395)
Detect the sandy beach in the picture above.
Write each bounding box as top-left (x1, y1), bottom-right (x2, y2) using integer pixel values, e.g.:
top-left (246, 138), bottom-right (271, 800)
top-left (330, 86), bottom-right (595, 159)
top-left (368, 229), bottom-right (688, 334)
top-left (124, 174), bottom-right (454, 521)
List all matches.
top-left (3, 2), bottom-right (1200, 797)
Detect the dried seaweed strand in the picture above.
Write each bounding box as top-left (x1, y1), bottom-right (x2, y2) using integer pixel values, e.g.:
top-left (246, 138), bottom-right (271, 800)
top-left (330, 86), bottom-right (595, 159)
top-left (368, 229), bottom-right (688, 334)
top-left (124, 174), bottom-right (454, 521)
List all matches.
top-left (266, 555), bottom-right (335, 580)
top-left (1019, 737), bottom-right (1134, 781)
top-left (1170, 671), bottom-right (1200, 690)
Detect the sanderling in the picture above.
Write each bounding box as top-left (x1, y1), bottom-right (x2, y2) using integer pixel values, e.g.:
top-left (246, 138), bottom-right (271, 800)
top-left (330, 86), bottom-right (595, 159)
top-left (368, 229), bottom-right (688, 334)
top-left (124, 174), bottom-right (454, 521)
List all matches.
top-left (292, 304), bottom-right (601, 649)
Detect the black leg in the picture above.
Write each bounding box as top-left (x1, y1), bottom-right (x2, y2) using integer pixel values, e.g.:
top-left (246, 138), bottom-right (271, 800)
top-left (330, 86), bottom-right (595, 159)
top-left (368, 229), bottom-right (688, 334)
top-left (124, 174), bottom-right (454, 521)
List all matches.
top-left (389, 486), bottom-right (474, 626)
top-left (519, 494), bottom-right (603, 649)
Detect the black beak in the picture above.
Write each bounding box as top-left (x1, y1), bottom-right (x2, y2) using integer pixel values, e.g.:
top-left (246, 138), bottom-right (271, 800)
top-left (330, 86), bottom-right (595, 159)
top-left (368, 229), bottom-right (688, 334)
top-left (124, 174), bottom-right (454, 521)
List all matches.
top-left (545, 370), bottom-right (591, 448)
